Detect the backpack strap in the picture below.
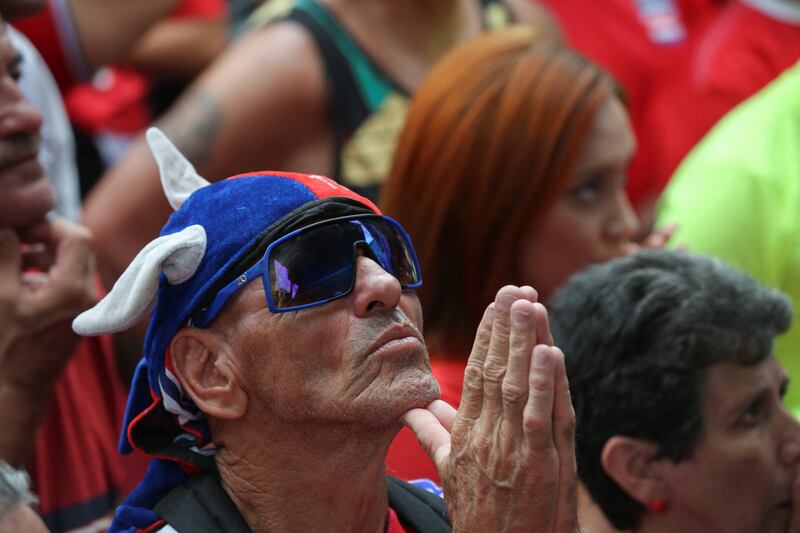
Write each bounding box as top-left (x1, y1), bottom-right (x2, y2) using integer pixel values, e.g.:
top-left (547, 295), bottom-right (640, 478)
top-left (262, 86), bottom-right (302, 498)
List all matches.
top-left (154, 471), bottom-right (252, 533)
top-left (387, 476), bottom-right (451, 533)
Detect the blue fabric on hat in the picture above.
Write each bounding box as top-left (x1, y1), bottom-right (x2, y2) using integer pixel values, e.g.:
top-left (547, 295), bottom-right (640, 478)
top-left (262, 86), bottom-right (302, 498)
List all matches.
top-left (144, 174), bottom-right (319, 401)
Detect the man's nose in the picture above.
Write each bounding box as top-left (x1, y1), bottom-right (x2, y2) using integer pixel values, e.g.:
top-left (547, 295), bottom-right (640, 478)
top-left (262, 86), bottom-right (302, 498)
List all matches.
top-left (0, 83), bottom-right (43, 137)
top-left (351, 255), bottom-right (402, 316)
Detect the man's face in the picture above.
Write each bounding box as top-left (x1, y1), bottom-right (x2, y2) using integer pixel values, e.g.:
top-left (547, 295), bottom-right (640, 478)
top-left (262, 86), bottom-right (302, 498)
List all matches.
top-left (663, 356), bottom-right (800, 533)
top-left (212, 255), bottom-right (439, 428)
top-left (0, 21), bottom-right (48, 229)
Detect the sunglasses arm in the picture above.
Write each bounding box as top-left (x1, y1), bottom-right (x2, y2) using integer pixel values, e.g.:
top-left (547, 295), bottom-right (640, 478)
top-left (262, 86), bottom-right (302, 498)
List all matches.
top-left (189, 260), bottom-right (264, 328)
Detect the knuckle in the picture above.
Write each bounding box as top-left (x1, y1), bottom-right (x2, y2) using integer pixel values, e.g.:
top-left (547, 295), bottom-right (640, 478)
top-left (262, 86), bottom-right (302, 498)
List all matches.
top-left (463, 363), bottom-right (484, 390)
top-left (501, 381), bottom-right (527, 405)
top-left (529, 372), bottom-right (551, 393)
top-left (523, 412), bottom-right (549, 434)
top-left (483, 360), bottom-right (506, 384)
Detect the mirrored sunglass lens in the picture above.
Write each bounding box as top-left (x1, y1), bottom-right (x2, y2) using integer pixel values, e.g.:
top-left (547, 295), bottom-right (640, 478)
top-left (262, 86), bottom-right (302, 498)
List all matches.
top-left (267, 217), bottom-right (420, 310)
top-left (356, 219), bottom-right (420, 287)
top-left (268, 223), bottom-right (358, 308)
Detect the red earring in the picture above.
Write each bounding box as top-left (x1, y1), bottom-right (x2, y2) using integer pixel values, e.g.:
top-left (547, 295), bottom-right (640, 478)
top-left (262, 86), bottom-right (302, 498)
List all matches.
top-left (648, 499), bottom-right (668, 514)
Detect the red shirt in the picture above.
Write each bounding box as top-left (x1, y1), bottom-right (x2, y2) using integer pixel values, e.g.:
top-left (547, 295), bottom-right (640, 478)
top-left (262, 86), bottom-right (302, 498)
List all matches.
top-left (647, 0), bottom-right (800, 189)
top-left (30, 333), bottom-right (148, 532)
top-left (386, 357), bottom-right (467, 484)
top-left (538, 0), bottom-right (724, 208)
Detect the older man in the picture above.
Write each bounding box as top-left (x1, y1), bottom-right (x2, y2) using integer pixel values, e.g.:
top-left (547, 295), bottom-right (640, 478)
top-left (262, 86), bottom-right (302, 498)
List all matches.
top-left (0, 10), bottom-right (140, 531)
top-left (550, 251), bottom-right (800, 533)
top-left (74, 129), bottom-right (577, 532)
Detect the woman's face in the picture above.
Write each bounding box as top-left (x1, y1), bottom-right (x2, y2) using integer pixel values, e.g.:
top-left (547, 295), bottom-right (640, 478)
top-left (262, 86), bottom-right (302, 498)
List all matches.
top-left (520, 96), bottom-right (639, 301)
top-left (658, 356), bottom-right (800, 533)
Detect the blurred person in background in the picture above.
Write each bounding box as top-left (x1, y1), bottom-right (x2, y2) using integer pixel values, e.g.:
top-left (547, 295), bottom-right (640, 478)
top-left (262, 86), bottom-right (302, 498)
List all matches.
top-left (13, 0), bottom-right (229, 198)
top-left (646, 0), bottom-right (800, 198)
top-left (539, 0), bottom-right (727, 231)
top-left (658, 61), bottom-right (800, 415)
top-left (81, 0), bottom-right (559, 297)
top-left (550, 250), bottom-right (800, 533)
top-left (0, 3), bottom-right (160, 529)
top-left (381, 27), bottom-right (664, 485)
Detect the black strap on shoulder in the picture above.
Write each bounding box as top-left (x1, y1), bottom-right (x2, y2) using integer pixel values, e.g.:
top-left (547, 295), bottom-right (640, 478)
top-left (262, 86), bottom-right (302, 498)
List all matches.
top-left (154, 471), bottom-right (252, 533)
top-left (281, 5), bottom-right (366, 182)
top-left (387, 476), bottom-right (451, 533)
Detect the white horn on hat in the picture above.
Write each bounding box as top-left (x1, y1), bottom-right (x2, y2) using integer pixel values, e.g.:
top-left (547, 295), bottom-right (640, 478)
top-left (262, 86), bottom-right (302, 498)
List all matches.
top-left (146, 127), bottom-right (211, 211)
top-left (72, 225), bottom-right (207, 336)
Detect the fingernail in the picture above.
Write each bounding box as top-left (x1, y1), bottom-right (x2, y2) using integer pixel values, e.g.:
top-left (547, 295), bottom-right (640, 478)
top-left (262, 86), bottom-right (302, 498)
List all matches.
top-left (533, 346), bottom-right (551, 368)
top-left (484, 305), bottom-right (494, 324)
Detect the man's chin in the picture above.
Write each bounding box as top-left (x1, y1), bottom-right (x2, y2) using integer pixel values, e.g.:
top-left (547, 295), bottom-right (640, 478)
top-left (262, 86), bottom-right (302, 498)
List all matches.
top-left (392, 368), bottom-right (441, 410)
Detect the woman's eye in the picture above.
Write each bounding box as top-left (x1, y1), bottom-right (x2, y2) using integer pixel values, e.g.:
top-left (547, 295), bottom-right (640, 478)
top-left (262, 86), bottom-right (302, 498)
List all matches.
top-left (568, 177), bottom-right (601, 204)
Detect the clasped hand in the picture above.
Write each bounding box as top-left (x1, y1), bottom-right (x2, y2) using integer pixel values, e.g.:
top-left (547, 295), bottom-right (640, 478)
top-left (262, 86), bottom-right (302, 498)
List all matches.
top-left (403, 285), bottom-right (577, 533)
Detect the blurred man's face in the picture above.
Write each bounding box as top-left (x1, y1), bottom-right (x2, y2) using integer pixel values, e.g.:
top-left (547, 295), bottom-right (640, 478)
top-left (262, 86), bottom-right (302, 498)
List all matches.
top-left (0, 20), bottom-right (49, 229)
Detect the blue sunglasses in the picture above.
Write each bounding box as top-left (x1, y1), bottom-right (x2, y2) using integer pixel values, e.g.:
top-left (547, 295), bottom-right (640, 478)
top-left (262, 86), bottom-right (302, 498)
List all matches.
top-left (191, 214), bottom-right (422, 326)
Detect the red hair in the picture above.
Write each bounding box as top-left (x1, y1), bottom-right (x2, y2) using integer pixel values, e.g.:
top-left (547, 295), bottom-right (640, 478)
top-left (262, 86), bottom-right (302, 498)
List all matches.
top-left (381, 27), bottom-right (618, 353)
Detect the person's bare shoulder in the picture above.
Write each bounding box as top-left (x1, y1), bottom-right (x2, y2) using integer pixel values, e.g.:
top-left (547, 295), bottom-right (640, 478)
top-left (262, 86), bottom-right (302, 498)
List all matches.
top-left (156, 20), bottom-right (332, 178)
top-left (84, 19), bottom-right (332, 293)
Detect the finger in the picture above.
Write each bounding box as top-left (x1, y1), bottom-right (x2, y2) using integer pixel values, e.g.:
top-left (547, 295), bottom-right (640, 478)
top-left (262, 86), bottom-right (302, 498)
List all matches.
top-left (46, 219), bottom-right (94, 281)
top-left (523, 345), bottom-right (556, 451)
top-left (0, 228), bottom-right (22, 302)
top-left (402, 407), bottom-right (452, 471)
top-left (457, 304), bottom-right (494, 423)
top-left (533, 302), bottom-right (554, 346)
top-left (551, 347), bottom-right (578, 533)
top-left (519, 285), bottom-right (538, 303)
top-left (501, 299), bottom-right (537, 434)
top-left (482, 286), bottom-right (522, 424)
top-left (426, 399), bottom-right (457, 433)
top-left (20, 220), bottom-right (95, 317)
top-left (17, 219), bottom-right (53, 244)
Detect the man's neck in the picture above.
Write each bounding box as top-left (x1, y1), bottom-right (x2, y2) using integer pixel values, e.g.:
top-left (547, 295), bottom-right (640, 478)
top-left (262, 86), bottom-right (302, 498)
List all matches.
top-left (215, 420), bottom-right (399, 533)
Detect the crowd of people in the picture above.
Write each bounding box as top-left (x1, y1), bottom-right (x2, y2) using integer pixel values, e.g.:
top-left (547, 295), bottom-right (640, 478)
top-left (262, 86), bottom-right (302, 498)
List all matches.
top-left (0, 0), bottom-right (798, 532)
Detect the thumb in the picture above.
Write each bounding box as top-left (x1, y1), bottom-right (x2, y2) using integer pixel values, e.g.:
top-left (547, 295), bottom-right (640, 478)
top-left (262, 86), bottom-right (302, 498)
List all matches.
top-left (402, 407), bottom-right (452, 471)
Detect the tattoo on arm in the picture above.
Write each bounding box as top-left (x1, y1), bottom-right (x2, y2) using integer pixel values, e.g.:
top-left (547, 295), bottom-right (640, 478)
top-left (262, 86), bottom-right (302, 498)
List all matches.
top-left (156, 87), bottom-right (223, 166)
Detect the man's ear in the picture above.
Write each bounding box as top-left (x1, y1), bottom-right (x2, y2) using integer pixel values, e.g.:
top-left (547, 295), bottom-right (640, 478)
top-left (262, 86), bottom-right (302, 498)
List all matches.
top-left (169, 327), bottom-right (248, 420)
top-left (601, 436), bottom-right (670, 506)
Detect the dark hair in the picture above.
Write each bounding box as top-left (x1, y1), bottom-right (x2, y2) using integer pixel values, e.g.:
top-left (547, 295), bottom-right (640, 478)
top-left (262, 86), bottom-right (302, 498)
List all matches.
top-left (549, 250), bottom-right (792, 530)
top-left (381, 26), bottom-right (619, 353)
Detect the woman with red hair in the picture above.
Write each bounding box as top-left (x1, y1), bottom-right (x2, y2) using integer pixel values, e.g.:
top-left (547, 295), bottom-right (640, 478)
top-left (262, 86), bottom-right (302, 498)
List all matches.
top-left (382, 26), bottom-right (643, 485)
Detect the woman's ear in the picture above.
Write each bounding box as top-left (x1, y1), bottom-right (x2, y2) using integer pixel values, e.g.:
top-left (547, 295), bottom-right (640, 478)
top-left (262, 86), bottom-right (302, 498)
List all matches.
top-left (601, 436), bottom-right (670, 506)
top-left (169, 327), bottom-right (248, 420)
